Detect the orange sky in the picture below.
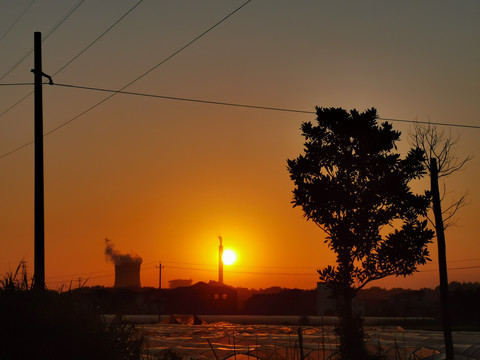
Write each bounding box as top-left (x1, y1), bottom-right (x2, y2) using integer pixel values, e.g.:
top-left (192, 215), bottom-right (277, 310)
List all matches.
top-left (1, 1), bottom-right (479, 290)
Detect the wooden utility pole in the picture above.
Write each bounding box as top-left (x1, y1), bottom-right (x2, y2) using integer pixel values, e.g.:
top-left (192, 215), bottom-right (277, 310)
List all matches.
top-left (33, 31), bottom-right (45, 291)
top-left (430, 157), bottom-right (454, 360)
top-left (156, 261), bottom-right (164, 289)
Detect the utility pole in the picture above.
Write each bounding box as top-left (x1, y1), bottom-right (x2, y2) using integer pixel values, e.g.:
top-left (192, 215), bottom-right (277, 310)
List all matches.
top-left (430, 157), bottom-right (454, 360)
top-left (33, 31), bottom-right (45, 291)
top-left (156, 261), bottom-right (164, 289)
top-left (31, 32), bottom-right (52, 291)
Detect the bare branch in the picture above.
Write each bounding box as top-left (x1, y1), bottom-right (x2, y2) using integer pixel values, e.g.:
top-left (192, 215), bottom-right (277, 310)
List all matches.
top-left (426, 213), bottom-right (436, 228)
top-left (442, 192), bottom-right (469, 230)
top-left (410, 121), bottom-right (471, 228)
top-left (409, 122), bottom-right (472, 177)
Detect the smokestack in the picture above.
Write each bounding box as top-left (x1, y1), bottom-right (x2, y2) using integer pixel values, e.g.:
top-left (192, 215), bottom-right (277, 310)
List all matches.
top-left (218, 236), bottom-right (223, 284)
top-left (104, 239), bottom-right (142, 288)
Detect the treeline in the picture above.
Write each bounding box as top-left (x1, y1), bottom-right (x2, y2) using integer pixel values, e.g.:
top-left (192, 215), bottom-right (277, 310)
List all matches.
top-left (63, 281), bottom-right (480, 330)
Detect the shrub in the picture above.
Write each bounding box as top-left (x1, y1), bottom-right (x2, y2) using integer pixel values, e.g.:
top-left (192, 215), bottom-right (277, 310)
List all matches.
top-left (0, 268), bottom-right (145, 360)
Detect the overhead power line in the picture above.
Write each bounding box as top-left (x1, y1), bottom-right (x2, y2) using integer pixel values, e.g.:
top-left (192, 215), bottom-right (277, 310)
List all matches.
top-left (44, 260), bottom-right (480, 285)
top-left (0, 0), bottom-right (37, 42)
top-left (0, 0), bottom-right (252, 159)
top-left (0, 83), bottom-right (33, 86)
top-left (165, 265), bottom-right (316, 276)
top-left (52, 0), bottom-right (145, 77)
top-left (1, 80), bottom-right (480, 131)
top-left (35, 0), bottom-right (253, 137)
top-left (0, 0), bottom-right (251, 147)
top-left (0, 80), bottom-right (479, 161)
top-left (0, 0), bottom-right (85, 82)
top-left (0, 91), bottom-right (33, 118)
top-left (54, 82), bottom-right (480, 129)
top-left (0, 0), bottom-right (145, 119)
top-left (54, 82), bottom-right (314, 113)
top-left (419, 265), bottom-right (480, 273)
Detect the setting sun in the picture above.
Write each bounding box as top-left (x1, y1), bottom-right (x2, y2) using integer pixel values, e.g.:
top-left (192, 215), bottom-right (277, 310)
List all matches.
top-left (222, 250), bottom-right (236, 266)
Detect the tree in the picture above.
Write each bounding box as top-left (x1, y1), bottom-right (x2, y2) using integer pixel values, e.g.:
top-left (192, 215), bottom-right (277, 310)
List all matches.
top-left (410, 123), bottom-right (471, 229)
top-left (410, 123), bottom-right (471, 360)
top-left (287, 107), bottom-right (434, 360)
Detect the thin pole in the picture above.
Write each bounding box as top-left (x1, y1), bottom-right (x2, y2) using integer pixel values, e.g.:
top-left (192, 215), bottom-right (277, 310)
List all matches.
top-left (430, 157), bottom-right (454, 360)
top-left (156, 261), bottom-right (164, 289)
top-left (33, 31), bottom-right (45, 291)
top-left (218, 236), bottom-right (224, 284)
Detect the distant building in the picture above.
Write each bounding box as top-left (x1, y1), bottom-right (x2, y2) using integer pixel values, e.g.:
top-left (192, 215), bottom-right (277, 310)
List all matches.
top-left (166, 282), bottom-right (237, 314)
top-left (168, 279), bottom-right (193, 289)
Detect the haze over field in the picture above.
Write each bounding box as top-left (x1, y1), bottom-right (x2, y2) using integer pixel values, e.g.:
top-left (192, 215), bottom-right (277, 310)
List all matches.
top-left (1, 1), bottom-right (479, 290)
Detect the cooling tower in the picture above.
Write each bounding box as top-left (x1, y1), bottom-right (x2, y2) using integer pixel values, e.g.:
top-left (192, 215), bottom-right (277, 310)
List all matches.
top-left (114, 262), bottom-right (141, 288)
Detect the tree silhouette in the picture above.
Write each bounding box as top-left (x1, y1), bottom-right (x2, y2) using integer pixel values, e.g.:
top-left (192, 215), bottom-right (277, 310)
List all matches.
top-left (287, 107), bottom-right (434, 359)
top-left (410, 122), bottom-right (471, 360)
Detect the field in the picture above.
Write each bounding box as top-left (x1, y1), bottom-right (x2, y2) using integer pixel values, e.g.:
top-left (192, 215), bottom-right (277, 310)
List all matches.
top-left (126, 316), bottom-right (480, 360)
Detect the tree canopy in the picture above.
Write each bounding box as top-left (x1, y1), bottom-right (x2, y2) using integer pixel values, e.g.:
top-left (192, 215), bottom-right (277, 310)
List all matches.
top-left (287, 107), bottom-right (434, 292)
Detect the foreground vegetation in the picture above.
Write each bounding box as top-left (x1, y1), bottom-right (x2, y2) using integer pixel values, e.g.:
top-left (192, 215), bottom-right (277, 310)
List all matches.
top-left (0, 265), bottom-right (145, 360)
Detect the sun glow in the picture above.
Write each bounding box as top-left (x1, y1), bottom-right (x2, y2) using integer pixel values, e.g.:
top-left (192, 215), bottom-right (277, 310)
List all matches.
top-left (222, 249), bottom-right (236, 265)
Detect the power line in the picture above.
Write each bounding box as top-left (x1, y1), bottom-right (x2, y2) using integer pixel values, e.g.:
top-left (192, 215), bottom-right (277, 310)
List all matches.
top-left (164, 265), bottom-right (316, 276)
top-left (0, 83), bottom-right (33, 86)
top-left (419, 265), bottom-right (480, 273)
top-left (0, 91), bottom-right (32, 118)
top-left (0, 140), bottom-right (33, 160)
top-left (53, 82), bottom-right (314, 114)
top-left (0, 0), bottom-right (85, 82)
top-left (38, 256), bottom-right (480, 282)
top-left (42, 261), bottom-right (480, 287)
top-left (1, 0), bottom-right (254, 159)
top-left (0, 0), bottom-right (37, 42)
top-left (2, 80), bottom-right (480, 135)
top-left (4, 78), bottom-right (480, 130)
top-left (31, 0), bottom-right (253, 136)
top-left (0, 0), bottom-right (144, 119)
top-left (44, 260), bottom-right (159, 280)
top-left (162, 260), bottom-right (320, 269)
top-left (54, 82), bottom-right (480, 129)
top-left (447, 258), bottom-right (480, 263)
top-left (51, 0), bottom-right (145, 78)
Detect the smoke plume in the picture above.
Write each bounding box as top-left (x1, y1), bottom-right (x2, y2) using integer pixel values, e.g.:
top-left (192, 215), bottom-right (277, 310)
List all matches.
top-left (104, 238), bottom-right (142, 265)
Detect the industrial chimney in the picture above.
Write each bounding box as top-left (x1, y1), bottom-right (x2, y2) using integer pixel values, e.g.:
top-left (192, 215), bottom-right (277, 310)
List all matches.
top-left (104, 239), bottom-right (142, 288)
top-left (218, 236), bottom-right (224, 284)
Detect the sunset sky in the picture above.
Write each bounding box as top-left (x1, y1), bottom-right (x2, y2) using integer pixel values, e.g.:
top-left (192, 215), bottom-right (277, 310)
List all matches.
top-left (1, 1), bottom-right (479, 290)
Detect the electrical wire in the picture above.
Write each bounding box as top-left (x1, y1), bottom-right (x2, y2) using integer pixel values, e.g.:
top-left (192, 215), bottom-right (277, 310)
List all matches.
top-left (1, 80), bottom-right (479, 134)
top-left (0, 0), bottom-right (37, 42)
top-left (45, 260), bottom-right (159, 280)
top-left (54, 82), bottom-right (480, 129)
top-left (3, 80), bottom-right (480, 130)
top-left (53, 82), bottom-right (314, 114)
top-left (161, 260), bottom-right (320, 270)
top-left (0, 0), bottom-right (252, 160)
top-left (45, 260), bottom-right (480, 283)
top-left (0, 91), bottom-right (32, 118)
top-left (0, 83), bottom-right (33, 86)
top-left (0, 0), bottom-right (145, 120)
top-left (165, 265), bottom-right (316, 276)
top-left (0, 0), bottom-right (85, 82)
top-left (418, 265), bottom-right (480, 273)
top-left (51, 0), bottom-right (145, 77)
top-left (32, 0), bottom-right (253, 136)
